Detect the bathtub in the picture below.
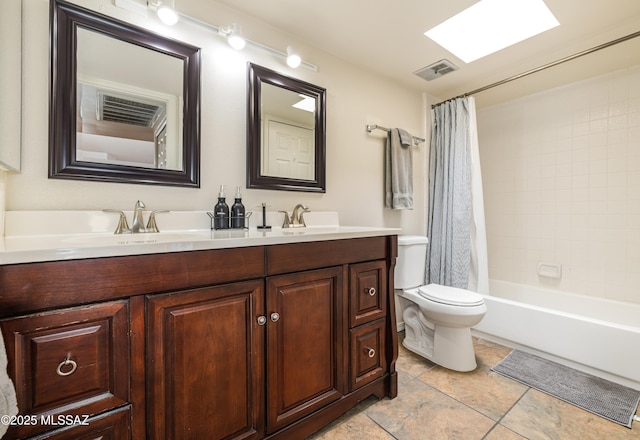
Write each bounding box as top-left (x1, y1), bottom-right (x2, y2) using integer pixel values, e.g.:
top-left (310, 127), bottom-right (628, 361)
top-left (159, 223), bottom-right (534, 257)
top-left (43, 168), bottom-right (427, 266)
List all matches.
top-left (472, 280), bottom-right (640, 390)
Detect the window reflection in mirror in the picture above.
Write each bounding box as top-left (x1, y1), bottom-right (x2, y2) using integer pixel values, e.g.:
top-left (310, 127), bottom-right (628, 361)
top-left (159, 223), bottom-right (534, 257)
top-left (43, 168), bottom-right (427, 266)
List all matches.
top-left (76, 28), bottom-right (184, 170)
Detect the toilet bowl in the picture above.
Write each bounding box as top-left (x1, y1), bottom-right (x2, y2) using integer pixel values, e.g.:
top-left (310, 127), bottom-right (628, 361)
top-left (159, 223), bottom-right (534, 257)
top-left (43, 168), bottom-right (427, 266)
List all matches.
top-left (395, 236), bottom-right (487, 372)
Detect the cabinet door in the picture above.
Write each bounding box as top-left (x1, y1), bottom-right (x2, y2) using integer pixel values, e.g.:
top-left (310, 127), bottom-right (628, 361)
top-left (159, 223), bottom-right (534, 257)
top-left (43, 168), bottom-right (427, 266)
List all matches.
top-left (266, 266), bottom-right (344, 433)
top-left (146, 280), bottom-right (264, 440)
top-left (1, 301), bottom-right (129, 440)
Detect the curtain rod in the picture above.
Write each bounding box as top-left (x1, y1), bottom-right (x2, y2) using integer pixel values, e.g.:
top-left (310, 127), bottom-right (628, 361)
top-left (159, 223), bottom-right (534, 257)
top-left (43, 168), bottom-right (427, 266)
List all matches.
top-left (431, 29), bottom-right (640, 109)
top-left (366, 124), bottom-right (426, 145)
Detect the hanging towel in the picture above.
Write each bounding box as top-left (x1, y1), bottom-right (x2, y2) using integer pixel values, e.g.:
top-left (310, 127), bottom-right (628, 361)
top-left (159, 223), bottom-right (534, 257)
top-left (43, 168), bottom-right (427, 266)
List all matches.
top-left (0, 332), bottom-right (18, 438)
top-left (385, 128), bottom-right (413, 209)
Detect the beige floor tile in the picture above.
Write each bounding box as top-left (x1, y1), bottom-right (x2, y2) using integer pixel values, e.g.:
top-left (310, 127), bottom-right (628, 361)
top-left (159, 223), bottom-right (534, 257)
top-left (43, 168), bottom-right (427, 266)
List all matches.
top-left (395, 342), bottom-right (438, 383)
top-left (416, 342), bottom-right (528, 421)
top-left (364, 378), bottom-right (495, 440)
top-left (308, 411), bottom-right (395, 440)
top-left (484, 424), bottom-right (528, 440)
top-left (501, 389), bottom-right (640, 440)
top-left (473, 337), bottom-right (514, 368)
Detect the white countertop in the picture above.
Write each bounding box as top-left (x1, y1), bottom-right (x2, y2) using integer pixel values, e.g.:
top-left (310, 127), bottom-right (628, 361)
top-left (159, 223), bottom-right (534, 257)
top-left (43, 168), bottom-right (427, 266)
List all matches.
top-left (0, 211), bottom-right (400, 265)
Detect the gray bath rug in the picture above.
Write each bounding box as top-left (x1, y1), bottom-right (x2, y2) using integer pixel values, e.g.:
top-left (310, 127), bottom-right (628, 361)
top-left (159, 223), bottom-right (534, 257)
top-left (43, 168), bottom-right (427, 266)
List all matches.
top-left (492, 349), bottom-right (640, 428)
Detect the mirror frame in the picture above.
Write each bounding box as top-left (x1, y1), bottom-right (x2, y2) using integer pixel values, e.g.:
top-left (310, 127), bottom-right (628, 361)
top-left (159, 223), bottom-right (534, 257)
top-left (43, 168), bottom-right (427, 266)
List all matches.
top-left (247, 63), bottom-right (326, 193)
top-left (49, 0), bottom-right (201, 187)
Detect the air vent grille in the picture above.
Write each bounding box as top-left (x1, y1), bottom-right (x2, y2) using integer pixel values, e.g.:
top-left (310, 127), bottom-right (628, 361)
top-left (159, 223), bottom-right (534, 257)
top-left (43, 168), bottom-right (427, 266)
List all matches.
top-left (414, 59), bottom-right (459, 81)
top-left (99, 94), bottom-right (162, 127)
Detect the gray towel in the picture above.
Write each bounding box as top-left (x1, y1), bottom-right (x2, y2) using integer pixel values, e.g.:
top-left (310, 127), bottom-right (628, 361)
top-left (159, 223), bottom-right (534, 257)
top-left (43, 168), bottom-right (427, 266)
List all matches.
top-left (0, 332), bottom-right (18, 438)
top-left (385, 128), bottom-right (413, 209)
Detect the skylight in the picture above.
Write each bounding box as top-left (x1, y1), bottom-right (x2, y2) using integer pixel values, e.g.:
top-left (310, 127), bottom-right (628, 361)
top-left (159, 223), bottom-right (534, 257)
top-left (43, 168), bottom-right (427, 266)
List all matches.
top-left (425, 0), bottom-right (559, 63)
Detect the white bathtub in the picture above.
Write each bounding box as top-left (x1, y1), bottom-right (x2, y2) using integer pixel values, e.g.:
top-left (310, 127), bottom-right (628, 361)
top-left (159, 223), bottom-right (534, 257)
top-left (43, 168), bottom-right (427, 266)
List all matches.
top-left (472, 280), bottom-right (640, 390)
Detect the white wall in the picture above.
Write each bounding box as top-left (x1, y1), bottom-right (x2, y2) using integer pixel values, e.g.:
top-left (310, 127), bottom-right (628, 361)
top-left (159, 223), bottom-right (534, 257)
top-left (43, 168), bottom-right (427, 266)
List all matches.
top-left (478, 65), bottom-right (640, 304)
top-left (4, 0), bottom-right (428, 235)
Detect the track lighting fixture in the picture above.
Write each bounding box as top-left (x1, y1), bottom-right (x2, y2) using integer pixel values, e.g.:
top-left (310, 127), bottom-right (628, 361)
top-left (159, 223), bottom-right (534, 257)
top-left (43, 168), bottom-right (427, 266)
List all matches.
top-left (220, 23), bottom-right (246, 50)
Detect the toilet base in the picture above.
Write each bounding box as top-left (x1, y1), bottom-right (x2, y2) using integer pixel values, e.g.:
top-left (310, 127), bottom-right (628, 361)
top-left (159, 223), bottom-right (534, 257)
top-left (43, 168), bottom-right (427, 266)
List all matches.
top-left (403, 324), bottom-right (478, 372)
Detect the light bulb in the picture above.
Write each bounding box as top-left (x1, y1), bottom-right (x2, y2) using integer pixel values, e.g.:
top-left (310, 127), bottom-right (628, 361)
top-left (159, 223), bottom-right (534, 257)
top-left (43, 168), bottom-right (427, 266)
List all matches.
top-left (227, 34), bottom-right (246, 50)
top-left (157, 4), bottom-right (179, 26)
top-left (286, 46), bottom-right (302, 68)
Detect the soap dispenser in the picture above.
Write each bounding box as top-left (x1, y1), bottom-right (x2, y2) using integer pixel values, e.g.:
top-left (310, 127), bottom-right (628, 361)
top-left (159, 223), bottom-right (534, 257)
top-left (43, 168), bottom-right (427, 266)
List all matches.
top-left (213, 185), bottom-right (230, 229)
top-left (231, 186), bottom-right (246, 229)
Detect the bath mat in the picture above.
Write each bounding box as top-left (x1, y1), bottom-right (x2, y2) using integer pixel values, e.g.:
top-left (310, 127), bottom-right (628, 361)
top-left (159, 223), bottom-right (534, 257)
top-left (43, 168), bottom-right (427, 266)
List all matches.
top-left (492, 349), bottom-right (640, 428)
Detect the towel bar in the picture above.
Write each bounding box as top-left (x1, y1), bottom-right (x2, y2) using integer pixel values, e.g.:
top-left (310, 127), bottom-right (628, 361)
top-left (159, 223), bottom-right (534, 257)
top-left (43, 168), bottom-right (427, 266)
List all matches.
top-left (366, 124), bottom-right (425, 145)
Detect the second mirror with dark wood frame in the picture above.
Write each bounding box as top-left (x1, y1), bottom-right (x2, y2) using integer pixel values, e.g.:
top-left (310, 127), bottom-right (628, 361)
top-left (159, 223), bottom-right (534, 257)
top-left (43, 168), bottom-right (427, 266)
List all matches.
top-left (247, 63), bottom-right (326, 192)
top-left (49, 0), bottom-right (201, 187)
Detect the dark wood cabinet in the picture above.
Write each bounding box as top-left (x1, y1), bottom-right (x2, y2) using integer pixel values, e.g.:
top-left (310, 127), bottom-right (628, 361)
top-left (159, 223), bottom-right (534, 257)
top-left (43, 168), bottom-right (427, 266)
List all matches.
top-left (1, 301), bottom-right (129, 440)
top-left (266, 267), bottom-right (344, 432)
top-left (0, 235), bottom-right (398, 440)
top-left (146, 280), bottom-right (264, 440)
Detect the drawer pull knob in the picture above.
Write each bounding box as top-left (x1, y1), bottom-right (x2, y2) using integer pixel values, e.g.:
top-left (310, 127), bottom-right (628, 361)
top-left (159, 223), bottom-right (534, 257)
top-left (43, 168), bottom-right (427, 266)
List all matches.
top-left (366, 287), bottom-right (376, 296)
top-left (270, 312), bottom-right (280, 322)
top-left (365, 347), bottom-right (376, 358)
top-left (56, 356), bottom-right (77, 377)
top-left (257, 316), bottom-right (267, 326)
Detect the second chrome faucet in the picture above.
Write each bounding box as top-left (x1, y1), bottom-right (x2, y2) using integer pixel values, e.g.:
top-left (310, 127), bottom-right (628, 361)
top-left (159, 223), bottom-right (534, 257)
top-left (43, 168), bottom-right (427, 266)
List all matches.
top-left (103, 200), bottom-right (168, 234)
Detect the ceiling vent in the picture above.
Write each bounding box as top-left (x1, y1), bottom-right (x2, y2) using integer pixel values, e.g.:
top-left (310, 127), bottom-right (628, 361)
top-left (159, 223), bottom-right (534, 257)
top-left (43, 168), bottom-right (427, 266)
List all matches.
top-left (98, 92), bottom-right (163, 127)
top-left (414, 59), bottom-right (459, 81)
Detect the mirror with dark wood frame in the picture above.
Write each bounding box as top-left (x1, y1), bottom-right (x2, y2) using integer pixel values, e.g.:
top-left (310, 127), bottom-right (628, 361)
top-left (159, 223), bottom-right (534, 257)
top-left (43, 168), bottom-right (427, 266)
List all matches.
top-left (247, 63), bottom-right (326, 192)
top-left (49, 0), bottom-right (201, 187)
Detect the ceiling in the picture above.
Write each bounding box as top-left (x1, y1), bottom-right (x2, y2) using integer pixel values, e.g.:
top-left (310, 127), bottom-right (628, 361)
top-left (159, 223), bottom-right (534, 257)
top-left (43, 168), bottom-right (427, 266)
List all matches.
top-left (212, 0), bottom-right (640, 107)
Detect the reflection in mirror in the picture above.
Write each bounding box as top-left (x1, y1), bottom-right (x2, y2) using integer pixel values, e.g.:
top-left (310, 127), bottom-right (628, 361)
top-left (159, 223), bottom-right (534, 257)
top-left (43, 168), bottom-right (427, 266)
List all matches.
top-left (0, 0), bottom-right (21, 171)
top-left (247, 63), bottom-right (326, 193)
top-left (260, 83), bottom-right (315, 179)
top-left (50, 0), bottom-right (201, 187)
top-left (76, 28), bottom-right (183, 170)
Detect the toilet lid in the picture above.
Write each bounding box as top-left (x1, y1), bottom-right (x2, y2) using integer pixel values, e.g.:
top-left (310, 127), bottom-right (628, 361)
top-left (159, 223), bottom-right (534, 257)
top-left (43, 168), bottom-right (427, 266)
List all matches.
top-left (417, 284), bottom-right (485, 306)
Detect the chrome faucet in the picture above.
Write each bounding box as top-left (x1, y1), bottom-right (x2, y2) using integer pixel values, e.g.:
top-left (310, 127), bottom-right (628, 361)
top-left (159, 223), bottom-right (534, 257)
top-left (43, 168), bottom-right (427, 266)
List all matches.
top-left (131, 200), bottom-right (146, 233)
top-left (280, 204), bottom-right (309, 228)
top-left (103, 201), bottom-right (169, 234)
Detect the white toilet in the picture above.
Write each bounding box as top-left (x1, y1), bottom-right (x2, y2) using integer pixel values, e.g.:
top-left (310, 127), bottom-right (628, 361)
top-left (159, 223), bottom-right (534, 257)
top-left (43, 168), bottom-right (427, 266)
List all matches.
top-left (395, 235), bottom-right (487, 372)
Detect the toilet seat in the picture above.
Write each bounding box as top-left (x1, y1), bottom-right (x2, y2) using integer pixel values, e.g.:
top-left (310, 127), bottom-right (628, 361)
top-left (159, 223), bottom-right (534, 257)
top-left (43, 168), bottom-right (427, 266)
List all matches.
top-left (417, 284), bottom-right (484, 307)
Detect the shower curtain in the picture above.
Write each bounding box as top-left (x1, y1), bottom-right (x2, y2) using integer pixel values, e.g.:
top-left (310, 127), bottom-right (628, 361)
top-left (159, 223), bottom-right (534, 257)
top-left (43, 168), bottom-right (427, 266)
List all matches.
top-left (426, 97), bottom-right (489, 294)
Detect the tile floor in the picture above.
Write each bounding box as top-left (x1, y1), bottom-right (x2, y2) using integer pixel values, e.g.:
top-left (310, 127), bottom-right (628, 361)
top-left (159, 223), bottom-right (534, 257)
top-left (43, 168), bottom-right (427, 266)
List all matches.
top-left (309, 334), bottom-right (640, 440)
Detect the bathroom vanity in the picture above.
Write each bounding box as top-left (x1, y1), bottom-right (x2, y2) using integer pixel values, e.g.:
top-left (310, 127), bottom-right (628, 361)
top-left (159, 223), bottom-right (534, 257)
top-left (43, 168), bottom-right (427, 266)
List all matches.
top-left (0, 226), bottom-right (398, 439)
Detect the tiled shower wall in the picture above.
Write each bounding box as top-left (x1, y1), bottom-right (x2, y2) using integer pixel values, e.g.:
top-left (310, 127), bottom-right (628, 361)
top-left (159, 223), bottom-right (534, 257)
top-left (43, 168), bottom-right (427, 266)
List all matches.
top-left (477, 66), bottom-right (640, 304)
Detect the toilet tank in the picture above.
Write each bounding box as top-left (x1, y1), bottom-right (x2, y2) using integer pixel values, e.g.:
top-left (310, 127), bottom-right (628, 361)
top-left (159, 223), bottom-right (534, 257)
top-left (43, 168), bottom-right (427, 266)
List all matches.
top-left (395, 235), bottom-right (429, 289)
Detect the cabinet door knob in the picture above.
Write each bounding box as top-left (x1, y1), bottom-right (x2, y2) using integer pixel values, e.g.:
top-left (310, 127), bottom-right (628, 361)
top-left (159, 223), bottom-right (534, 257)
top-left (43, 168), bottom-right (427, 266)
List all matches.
top-left (366, 287), bottom-right (376, 296)
top-left (257, 315), bottom-right (267, 326)
top-left (56, 356), bottom-right (78, 377)
top-left (364, 347), bottom-right (376, 358)
top-left (270, 312), bottom-right (280, 322)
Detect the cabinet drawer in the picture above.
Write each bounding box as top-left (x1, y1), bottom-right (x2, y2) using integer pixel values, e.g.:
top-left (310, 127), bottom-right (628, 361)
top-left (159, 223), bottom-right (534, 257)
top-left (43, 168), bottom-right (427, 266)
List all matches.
top-left (349, 319), bottom-right (386, 391)
top-left (32, 406), bottom-right (130, 440)
top-left (349, 260), bottom-right (387, 327)
top-left (1, 301), bottom-right (129, 439)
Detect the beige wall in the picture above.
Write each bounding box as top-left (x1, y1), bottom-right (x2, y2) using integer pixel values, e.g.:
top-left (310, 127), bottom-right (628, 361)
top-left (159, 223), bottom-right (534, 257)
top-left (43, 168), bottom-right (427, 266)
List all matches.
top-left (4, 0), bottom-right (428, 235)
top-left (478, 65), bottom-right (640, 304)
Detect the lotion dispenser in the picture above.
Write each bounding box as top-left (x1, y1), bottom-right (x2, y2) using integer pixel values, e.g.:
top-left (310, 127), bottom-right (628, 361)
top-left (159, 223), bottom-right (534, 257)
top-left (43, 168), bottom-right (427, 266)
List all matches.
top-left (213, 185), bottom-right (230, 229)
top-left (231, 186), bottom-right (246, 229)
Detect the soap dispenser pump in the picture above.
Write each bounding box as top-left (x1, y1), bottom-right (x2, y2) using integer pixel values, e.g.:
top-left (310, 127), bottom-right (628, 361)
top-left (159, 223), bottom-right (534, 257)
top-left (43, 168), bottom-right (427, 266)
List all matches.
top-left (213, 185), bottom-right (230, 229)
top-left (231, 186), bottom-right (245, 229)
